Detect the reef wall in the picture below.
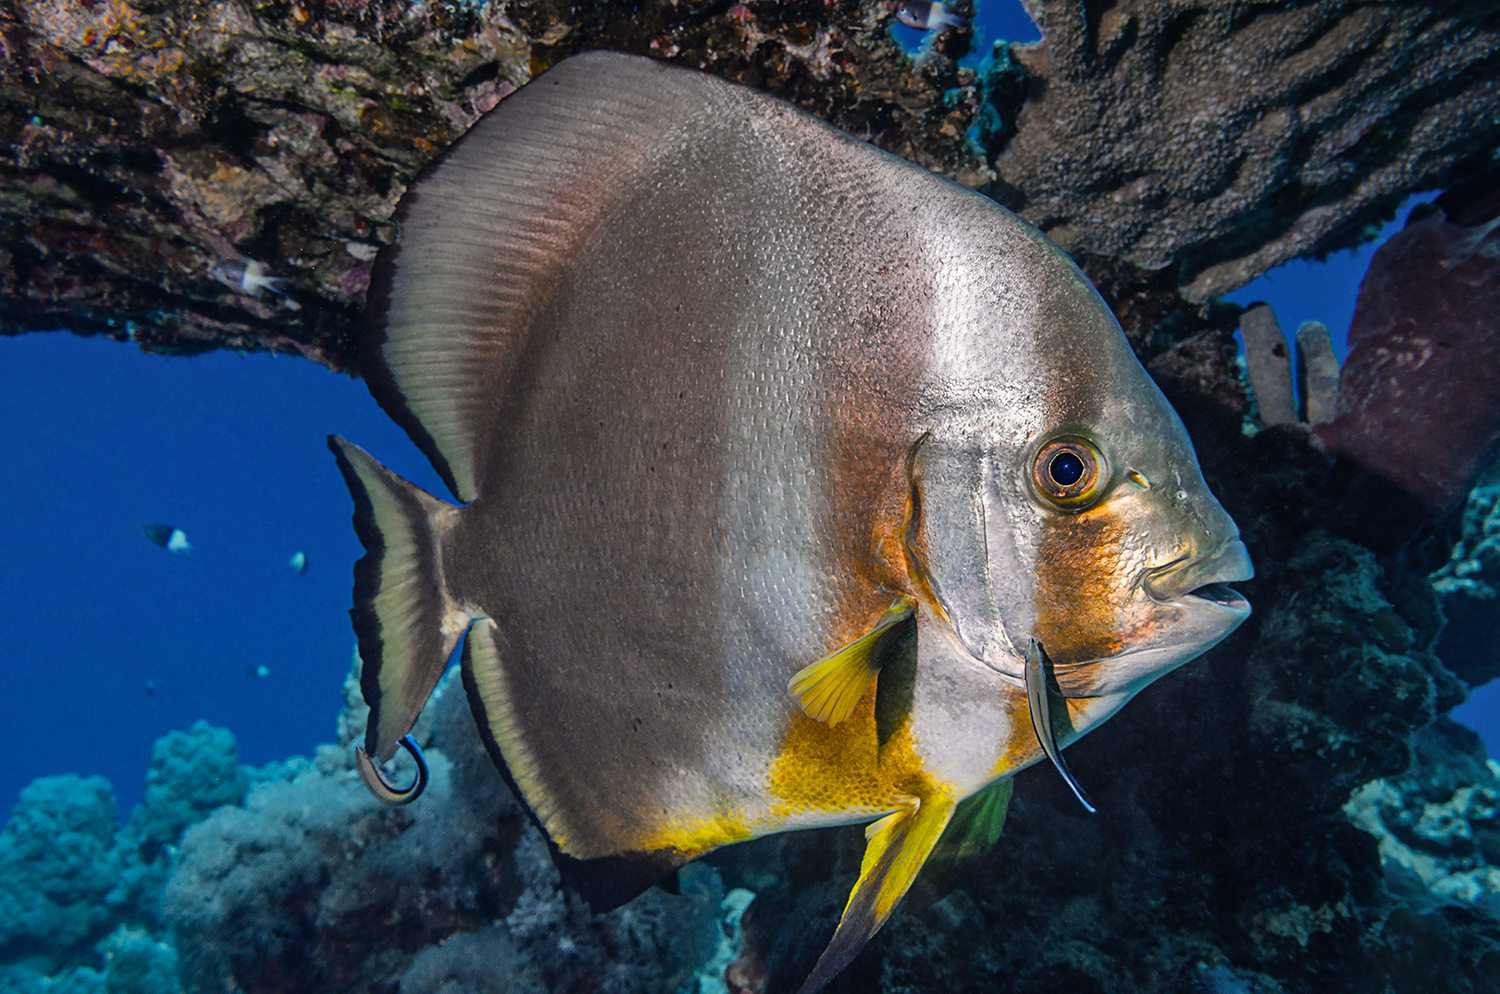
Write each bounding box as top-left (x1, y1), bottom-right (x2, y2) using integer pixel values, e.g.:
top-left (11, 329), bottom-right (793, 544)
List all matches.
top-left (0, 0), bottom-right (1497, 363)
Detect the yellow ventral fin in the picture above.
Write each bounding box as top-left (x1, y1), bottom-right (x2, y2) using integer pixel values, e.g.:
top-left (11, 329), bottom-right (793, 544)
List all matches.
top-left (907, 777), bottom-right (1013, 912)
top-left (788, 596), bottom-right (916, 725)
top-left (797, 790), bottom-right (958, 994)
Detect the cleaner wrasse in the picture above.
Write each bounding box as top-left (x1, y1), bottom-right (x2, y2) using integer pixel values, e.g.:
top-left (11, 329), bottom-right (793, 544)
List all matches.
top-left (330, 51), bottom-right (1251, 993)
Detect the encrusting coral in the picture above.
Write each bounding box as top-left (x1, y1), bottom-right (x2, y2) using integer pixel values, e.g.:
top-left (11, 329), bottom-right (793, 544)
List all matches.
top-left (0, 721), bottom-right (244, 993)
top-left (1, 0), bottom-right (1496, 363)
top-left (986, 0), bottom-right (1500, 302)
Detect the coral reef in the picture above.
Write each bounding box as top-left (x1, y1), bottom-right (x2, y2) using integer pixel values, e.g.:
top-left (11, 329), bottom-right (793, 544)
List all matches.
top-left (1432, 467), bottom-right (1500, 688)
top-left (0, 720), bottom-right (245, 993)
top-left (2, 0), bottom-right (1497, 363)
top-left (0, 0), bottom-right (978, 364)
top-left (984, 0), bottom-right (1500, 301)
top-left (164, 669), bottom-right (735, 994)
top-left (0, 677), bottom-right (751, 994)
top-left (0, 775), bottom-right (121, 963)
top-left (1346, 718), bottom-right (1500, 913)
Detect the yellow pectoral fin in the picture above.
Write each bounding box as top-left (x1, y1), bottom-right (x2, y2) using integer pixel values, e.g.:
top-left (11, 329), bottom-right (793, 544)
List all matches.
top-left (796, 790), bottom-right (958, 994)
top-left (788, 596), bottom-right (916, 725)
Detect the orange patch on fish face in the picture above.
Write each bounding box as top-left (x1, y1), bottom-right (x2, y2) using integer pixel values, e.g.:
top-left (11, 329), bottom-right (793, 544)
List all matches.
top-left (1033, 504), bottom-right (1141, 666)
top-left (768, 688), bottom-right (933, 819)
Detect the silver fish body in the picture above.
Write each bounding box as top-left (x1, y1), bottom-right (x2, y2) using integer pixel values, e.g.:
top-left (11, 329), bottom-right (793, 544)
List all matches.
top-left (330, 51), bottom-right (1250, 992)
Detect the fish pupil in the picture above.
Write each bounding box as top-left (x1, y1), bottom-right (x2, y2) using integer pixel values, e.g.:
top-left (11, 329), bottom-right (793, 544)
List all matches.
top-left (1049, 451), bottom-right (1085, 487)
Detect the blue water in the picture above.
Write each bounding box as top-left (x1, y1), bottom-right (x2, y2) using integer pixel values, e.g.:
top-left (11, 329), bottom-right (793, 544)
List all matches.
top-left (0, 335), bottom-right (445, 815)
top-left (890, 0), bottom-right (1042, 64)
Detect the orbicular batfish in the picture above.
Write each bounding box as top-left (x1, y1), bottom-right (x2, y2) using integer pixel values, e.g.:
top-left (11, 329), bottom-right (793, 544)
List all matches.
top-left (329, 51), bottom-right (1252, 993)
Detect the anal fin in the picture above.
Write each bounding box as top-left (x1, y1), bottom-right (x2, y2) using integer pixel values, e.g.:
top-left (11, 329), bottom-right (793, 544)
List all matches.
top-left (462, 616), bottom-right (691, 912)
top-left (789, 596), bottom-right (916, 725)
top-left (797, 790), bottom-right (957, 994)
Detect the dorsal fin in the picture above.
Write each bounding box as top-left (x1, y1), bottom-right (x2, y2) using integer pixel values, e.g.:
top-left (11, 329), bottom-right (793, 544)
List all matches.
top-left (363, 52), bottom-right (730, 501)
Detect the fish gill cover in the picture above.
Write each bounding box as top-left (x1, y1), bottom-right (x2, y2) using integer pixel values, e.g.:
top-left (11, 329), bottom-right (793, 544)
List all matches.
top-left (1, 1), bottom-right (1500, 994)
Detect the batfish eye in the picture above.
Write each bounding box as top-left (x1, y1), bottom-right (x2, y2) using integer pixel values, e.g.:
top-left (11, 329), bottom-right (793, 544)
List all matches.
top-left (1033, 437), bottom-right (1106, 509)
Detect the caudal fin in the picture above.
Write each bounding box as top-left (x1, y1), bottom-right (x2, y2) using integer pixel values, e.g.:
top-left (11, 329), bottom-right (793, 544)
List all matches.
top-left (329, 435), bottom-right (470, 764)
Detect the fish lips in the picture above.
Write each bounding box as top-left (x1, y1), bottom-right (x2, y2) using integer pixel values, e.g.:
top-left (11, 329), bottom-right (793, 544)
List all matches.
top-left (1142, 538), bottom-right (1253, 614)
top-left (1040, 539), bottom-right (1253, 698)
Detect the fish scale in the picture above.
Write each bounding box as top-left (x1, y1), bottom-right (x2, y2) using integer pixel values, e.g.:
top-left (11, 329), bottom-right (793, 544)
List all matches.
top-left (329, 51), bottom-right (1253, 993)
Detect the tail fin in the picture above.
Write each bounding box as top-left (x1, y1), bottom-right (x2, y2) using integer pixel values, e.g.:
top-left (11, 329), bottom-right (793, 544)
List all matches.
top-left (329, 436), bottom-right (470, 763)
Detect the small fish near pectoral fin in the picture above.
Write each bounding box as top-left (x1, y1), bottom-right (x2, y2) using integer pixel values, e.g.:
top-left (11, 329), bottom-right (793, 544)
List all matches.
top-left (789, 596), bottom-right (916, 725)
top-left (461, 615), bottom-right (693, 912)
top-left (1025, 638), bottom-right (1096, 814)
top-left (329, 436), bottom-right (470, 777)
top-left (907, 777), bottom-right (1013, 911)
top-left (797, 792), bottom-right (958, 994)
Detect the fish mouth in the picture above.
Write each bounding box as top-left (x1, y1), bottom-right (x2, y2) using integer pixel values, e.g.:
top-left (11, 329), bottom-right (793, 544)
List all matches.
top-left (1143, 538), bottom-right (1253, 615)
top-left (1183, 582), bottom-right (1249, 610)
